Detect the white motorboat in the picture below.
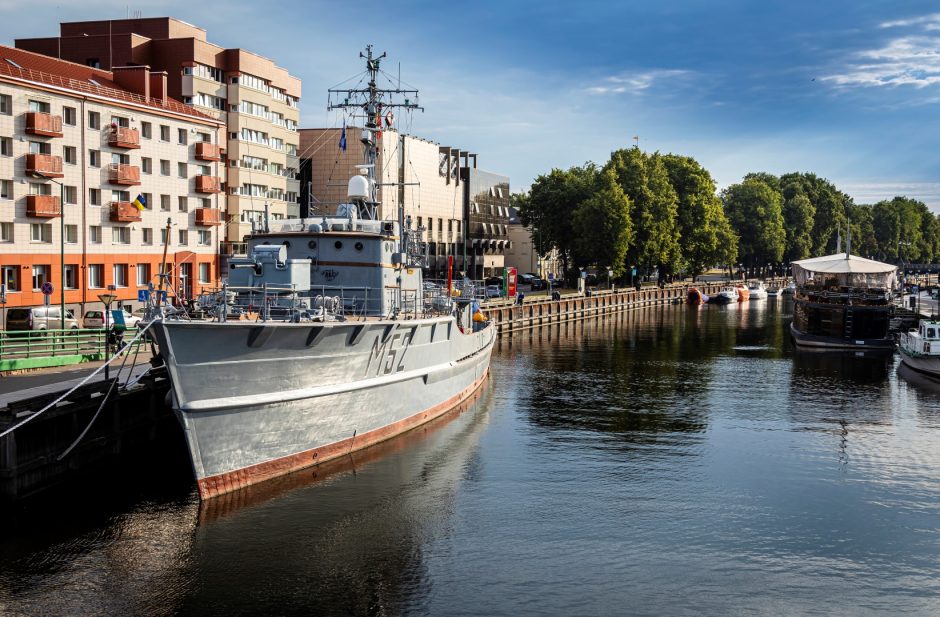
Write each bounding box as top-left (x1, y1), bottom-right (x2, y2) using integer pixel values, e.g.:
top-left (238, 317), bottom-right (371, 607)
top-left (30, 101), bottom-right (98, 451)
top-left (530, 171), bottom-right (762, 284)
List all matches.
top-left (899, 320), bottom-right (940, 378)
top-left (747, 281), bottom-right (768, 300)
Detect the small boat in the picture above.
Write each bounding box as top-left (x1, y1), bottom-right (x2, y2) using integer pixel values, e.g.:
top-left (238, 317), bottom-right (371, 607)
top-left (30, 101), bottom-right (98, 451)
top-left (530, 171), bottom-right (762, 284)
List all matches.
top-left (708, 287), bottom-right (738, 304)
top-left (735, 284), bottom-right (751, 302)
top-left (767, 287), bottom-right (783, 298)
top-left (781, 281), bottom-right (796, 295)
top-left (747, 281), bottom-right (768, 300)
top-left (687, 288), bottom-right (709, 305)
top-left (898, 320), bottom-right (940, 378)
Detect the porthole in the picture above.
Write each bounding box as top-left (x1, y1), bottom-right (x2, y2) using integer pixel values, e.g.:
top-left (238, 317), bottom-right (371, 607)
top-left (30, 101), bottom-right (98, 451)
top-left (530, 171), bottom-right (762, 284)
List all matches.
top-left (355, 242), bottom-right (364, 252)
top-left (308, 240), bottom-right (317, 249)
top-left (334, 241), bottom-right (343, 250)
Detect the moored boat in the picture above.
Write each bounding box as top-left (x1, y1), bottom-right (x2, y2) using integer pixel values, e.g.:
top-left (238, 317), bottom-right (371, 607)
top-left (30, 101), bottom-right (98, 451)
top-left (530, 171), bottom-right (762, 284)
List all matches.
top-left (687, 287), bottom-right (709, 305)
top-left (735, 284), bottom-right (750, 302)
top-left (789, 252), bottom-right (896, 350)
top-left (747, 281), bottom-right (768, 300)
top-left (899, 320), bottom-right (940, 377)
top-left (709, 287), bottom-right (739, 304)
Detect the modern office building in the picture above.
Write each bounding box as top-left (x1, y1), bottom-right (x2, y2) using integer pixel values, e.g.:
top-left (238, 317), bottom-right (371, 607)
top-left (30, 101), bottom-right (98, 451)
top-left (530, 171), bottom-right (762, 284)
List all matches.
top-left (0, 45), bottom-right (224, 317)
top-left (17, 17), bottom-right (301, 261)
top-left (300, 127), bottom-right (510, 279)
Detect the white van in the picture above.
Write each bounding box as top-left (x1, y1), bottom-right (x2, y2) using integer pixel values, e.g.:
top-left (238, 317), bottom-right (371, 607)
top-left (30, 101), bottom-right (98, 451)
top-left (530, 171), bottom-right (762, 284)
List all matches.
top-left (6, 307), bottom-right (80, 331)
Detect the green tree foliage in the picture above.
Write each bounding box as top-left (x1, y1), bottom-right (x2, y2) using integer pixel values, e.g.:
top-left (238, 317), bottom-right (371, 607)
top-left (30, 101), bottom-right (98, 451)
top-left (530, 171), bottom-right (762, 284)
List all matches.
top-left (721, 177), bottom-right (785, 270)
top-left (605, 149), bottom-right (681, 275)
top-left (781, 190), bottom-right (815, 262)
top-left (870, 196), bottom-right (936, 263)
top-left (661, 154), bottom-right (737, 276)
top-left (572, 170), bottom-right (633, 275)
top-left (844, 203), bottom-right (878, 258)
top-left (779, 173), bottom-right (849, 255)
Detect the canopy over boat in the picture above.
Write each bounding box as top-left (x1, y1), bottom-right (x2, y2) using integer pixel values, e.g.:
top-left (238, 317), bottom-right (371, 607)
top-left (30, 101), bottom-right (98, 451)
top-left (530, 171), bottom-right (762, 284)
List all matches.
top-left (791, 253), bottom-right (897, 289)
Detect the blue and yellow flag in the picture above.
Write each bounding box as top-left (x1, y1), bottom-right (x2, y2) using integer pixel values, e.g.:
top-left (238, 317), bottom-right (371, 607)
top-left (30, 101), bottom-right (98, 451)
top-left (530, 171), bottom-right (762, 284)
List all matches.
top-left (132, 194), bottom-right (147, 211)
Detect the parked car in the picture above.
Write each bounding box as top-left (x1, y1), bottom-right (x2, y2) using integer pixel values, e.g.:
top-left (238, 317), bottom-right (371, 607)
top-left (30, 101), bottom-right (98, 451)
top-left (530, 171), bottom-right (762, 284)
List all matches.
top-left (112, 307), bottom-right (142, 329)
top-left (485, 285), bottom-right (502, 298)
top-left (7, 306), bottom-right (79, 331)
top-left (83, 310), bottom-right (105, 328)
top-left (518, 273), bottom-right (535, 285)
top-left (82, 307), bottom-right (142, 329)
top-left (530, 279), bottom-right (548, 291)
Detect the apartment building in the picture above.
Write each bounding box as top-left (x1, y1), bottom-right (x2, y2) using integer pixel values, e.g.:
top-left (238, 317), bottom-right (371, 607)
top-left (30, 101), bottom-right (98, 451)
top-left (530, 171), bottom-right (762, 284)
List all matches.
top-left (0, 45), bottom-right (224, 316)
top-left (299, 127), bottom-right (510, 279)
top-left (17, 16), bottom-right (301, 256)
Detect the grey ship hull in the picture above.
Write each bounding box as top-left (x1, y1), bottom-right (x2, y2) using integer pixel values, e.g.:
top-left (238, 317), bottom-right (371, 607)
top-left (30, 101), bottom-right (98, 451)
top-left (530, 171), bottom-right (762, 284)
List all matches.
top-left (152, 316), bottom-right (495, 499)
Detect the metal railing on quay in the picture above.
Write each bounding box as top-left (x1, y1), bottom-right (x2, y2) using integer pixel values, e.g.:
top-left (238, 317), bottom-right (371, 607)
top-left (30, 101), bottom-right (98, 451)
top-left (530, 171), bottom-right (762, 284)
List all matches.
top-left (0, 327), bottom-right (145, 365)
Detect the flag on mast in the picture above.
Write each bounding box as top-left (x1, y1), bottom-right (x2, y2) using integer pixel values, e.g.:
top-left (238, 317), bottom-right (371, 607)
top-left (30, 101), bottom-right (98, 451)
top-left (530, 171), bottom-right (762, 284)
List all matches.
top-left (339, 120), bottom-right (347, 152)
top-left (132, 194), bottom-right (147, 211)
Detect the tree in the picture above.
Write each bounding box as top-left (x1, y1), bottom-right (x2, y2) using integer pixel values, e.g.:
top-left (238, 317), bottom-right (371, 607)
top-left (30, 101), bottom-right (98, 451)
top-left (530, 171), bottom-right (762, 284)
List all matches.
top-left (781, 189), bottom-right (815, 262)
top-left (779, 173), bottom-right (848, 254)
top-left (721, 177), bottom-right (785, 274)
top-left (661, 154), bottom-right (737, 277)
top-left (605, 148), bottom-right (681, 277)
top-left (572, 170), bottom-right (633, 276)
top-left (845, 203), bottom-right (879, 258)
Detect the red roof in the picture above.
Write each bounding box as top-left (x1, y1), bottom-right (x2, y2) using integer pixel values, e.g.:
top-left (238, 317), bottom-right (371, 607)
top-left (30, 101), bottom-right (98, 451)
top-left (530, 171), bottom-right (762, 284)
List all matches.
top-left (0, 45), bottom-right (218, 123)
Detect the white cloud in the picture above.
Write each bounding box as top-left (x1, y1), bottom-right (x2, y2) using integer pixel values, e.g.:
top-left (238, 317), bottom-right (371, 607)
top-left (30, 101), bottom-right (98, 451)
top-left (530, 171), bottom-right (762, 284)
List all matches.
top-left (879, 13), bottom-right (940, 29)
top-left (586, 69), bottom-right (694, 95)
top-left (823, 35), bottom-right (940, 88)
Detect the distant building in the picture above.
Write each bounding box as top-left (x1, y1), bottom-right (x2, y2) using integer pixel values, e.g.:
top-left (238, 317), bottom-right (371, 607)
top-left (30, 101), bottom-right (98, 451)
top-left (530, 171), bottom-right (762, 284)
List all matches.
top-left (17, 17), bottom-right (301, 262)
top-left (299, 127), bottom-right (510, 279)
top-left (504, 207), bottom-right (561, 280)
top-left (0, 45), bottom-right (224, 316)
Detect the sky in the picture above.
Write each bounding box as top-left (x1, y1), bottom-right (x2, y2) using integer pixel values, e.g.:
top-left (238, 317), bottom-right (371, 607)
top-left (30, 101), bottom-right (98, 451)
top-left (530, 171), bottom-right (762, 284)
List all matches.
top-left (3, 0), bottom-right (940, 208)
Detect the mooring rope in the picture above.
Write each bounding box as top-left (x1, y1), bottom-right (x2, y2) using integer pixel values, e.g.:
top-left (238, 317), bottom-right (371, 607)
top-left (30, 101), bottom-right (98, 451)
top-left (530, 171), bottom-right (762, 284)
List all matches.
top-left (0, 321), bottom-right (157, 440)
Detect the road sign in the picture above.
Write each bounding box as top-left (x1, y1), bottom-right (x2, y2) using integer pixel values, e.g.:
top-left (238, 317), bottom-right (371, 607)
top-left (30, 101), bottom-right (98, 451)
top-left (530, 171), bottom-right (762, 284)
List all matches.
top-left (548, 273), bottom-right (554, 281)
top-left (41, 281), bottom-right (54, 296)
top-left (138, 289), bottom-right (150, 302)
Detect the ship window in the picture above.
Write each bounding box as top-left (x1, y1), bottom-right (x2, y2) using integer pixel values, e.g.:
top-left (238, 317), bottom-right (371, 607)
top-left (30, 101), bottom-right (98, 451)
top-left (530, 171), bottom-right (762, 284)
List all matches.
top-left (334, 241), bottom-right (342, 250)
top-left (308, 240), bottom-right (317, 249)
top-left (355, 242), bottom-right (363, 251)
top-left (930, 328), bottom-right (937, 338)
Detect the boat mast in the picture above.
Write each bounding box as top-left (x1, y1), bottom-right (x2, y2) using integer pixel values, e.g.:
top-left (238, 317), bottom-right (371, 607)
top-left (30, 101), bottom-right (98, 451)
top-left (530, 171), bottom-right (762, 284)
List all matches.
top-left (328, 45), bottom-right (423, 228)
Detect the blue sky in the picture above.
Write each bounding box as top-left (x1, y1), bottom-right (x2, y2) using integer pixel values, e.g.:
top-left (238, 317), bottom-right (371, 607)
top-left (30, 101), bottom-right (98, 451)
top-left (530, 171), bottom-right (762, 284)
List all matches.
top-left (3, 1), bottom-right (940, 207)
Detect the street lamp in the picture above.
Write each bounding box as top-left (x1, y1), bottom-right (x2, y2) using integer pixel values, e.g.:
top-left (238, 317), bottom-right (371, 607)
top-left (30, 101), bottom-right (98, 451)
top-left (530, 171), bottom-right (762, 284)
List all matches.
top-left (30, 171), bottom-right (65, 330)
top-left (98, 291), bottom-right (117, 381)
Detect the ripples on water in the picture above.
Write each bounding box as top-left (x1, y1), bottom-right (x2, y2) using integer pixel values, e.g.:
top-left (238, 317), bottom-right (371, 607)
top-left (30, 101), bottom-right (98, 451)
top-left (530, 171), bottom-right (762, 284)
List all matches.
top-left (3, 300), bottom-right (940, 615)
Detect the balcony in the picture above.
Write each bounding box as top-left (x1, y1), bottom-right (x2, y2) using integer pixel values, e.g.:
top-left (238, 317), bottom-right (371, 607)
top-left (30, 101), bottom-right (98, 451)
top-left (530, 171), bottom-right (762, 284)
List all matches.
top-left (26, 195), bottom-right (61, 218)
top-left (108, 126), bottom-right (140, 149)
top-left (195, 142), bottom-right (222, 161)
top-left (25, 154), bottom-right (64, 178)
top-left (195, 207), bottom-right (222, 226)
top-left (108, 163), bottom-right (141, 185)
top-left (195, 175), bottom-right (222, 193)
top-left (109, 201), bottom-right (142, 223)
top-left (25, 112), bottom-right (63, 137)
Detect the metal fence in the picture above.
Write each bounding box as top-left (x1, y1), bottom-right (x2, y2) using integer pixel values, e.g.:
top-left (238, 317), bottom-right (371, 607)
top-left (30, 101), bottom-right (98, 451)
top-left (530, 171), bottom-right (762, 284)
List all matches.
top-left (0, 328), bottom-right (143, 371)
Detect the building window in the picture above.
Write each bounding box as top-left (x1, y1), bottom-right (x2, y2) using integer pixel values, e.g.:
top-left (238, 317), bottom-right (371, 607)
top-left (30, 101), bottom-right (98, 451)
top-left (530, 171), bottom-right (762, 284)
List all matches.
top-left (64, 264), bottom-right (78, 289)
top-left (160, 228), bottom-right (169, 246)
top-left (0, 94), bottom-right (10, 115)
top-left (201, 198), bottom-right (211, 209)
top-left (178, 162), bottom-right (187, 178)
top-left (160, 160), bottom-right (170, 176)
top-left (64, 224), bottom-right (77, 244)
top-left (111, 152), bottom-right (129, 166)
top-left (29, 141), bottom-right (51, 155)
top-left (28, 100), bottom-right (50, 113)
top-left (89, 225), bottom-right (102, 244)
top-left (112, 226), bottom-right (130, 244)
top-left (178, 196), bottom-right (188, 212)
top-left (64, 186), bottom-right (77, 204)
top-left (63, 106), bottom-right (76, 126)
top-left (88, 264), bottom-right (103, 288)
top-left (63, 146), bottom-right (77, 165)
top-left (89, 150), bottom-right (100, 168)
top-left (111, 116), bottom-right (129, 128)
top-left (112, 264), bottom-right (128, 287)
top-left (160, 194), bottom-right (170, 211)
top-left (198, 262), bottom-right (210, 283)
top-left (29, 182), bottom-right (51, 196)
top-left (88, 111), bottom-right (100, 130)
top-left (160, 125), bottom-right (170, 141)
top-left (178, 128), bottom-right (187, 145)
top-left (30, 223), bottom-right (52, 243)
top-left (2, 265), bottom-right (18, 291)
top-left (0, 180), bottom-right (11, 199)
top-left (178, 230), bottom-right (188, 245)
top-left (141, 122), bottom-right (151, 139)
top-left (141, 192), bottom-right (152, 210)
top-left (0, 137), bottom-right (11, 156)
top-left (197, 164), bottom-right (211, 176)
top-left (136, 263), bottom-right (150, 286)
top-left (111, 190), bottom-right (130, 202)
top-left (31, 264), bottom-right (49, 290)
top-left (89, 188), bottom-right (101, 206)
top-left (141, 157), bottom-right (152, 174)
top-left (0, 222), bottom-right (12, 242)
top-left (142, 228), bottom-right (153, 245)
top-left (197, 230), bottom-right (211, 246)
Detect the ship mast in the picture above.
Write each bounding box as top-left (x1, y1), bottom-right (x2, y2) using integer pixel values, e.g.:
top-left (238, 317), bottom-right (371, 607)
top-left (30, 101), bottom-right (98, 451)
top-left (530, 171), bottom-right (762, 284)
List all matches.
top-left (328, 45), bottom-right (423, 223)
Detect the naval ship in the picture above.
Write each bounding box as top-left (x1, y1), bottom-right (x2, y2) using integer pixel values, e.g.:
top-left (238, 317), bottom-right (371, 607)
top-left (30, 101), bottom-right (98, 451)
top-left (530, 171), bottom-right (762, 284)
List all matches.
top-left (149, 47), bottom-right (495, 499)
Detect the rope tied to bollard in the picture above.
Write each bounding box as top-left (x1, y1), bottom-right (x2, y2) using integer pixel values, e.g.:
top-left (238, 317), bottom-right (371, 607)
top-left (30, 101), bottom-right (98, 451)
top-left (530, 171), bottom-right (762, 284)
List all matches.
top-left (0, 321), bottom-right (157, 441)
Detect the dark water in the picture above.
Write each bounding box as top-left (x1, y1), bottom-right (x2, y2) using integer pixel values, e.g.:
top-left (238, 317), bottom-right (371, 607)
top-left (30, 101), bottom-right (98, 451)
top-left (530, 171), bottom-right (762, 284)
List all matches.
top-left (4, 300), bottom-right (940, 616)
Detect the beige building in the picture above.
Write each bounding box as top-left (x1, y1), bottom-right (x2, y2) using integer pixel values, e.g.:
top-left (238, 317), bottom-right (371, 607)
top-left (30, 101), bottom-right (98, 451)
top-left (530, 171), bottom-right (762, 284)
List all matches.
top-left (300, 127), bottom-right (510, 279)
top-left (0, 45), bottom-right (224, 315)
top-left (17, 16), bottom-right (301, 257)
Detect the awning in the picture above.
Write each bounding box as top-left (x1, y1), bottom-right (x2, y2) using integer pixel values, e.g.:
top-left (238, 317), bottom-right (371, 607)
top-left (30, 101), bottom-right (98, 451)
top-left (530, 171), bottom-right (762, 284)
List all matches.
top-left (791, 253), bottom-right (897, 288)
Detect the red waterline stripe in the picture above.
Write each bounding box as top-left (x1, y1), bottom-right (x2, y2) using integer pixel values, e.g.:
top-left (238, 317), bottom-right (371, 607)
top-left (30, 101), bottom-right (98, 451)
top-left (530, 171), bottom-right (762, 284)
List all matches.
top-left (197, 369), bottom-right (490, 500)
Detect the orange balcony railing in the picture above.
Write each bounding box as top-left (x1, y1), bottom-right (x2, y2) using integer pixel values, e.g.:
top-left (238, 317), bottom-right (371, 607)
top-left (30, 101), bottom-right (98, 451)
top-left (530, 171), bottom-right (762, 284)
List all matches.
top-left (108, 163), bottom-right (141, 185)
top-left (25, 153), bottom-right (64, 178)
top-left (195, 175), bottom-right (222, 193)
top-left (195, 142), bottom-right (222, 161)
top-left (195, 207), bottom-right (222, 226)
top-left (109, 201), bottom-right (142, 222)
top-left (26, 195), bottom-right (61, 218)
top-left (25, 112), bottom-right (63, 137)
top-left (108, 125), bottom-right (140, 149)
